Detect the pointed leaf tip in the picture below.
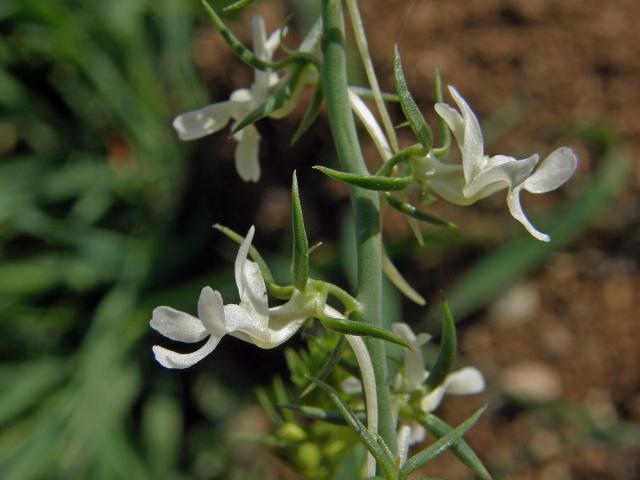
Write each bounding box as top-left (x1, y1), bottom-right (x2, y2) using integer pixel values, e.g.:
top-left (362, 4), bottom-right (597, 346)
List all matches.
top-left (401, 406), bottom-right (486, 476)
top-left (424, 297), bottom-right (458, 392)
top-left (393, 45), bottom-right (433, 151)
top-left (291, 172), bottom-right (309, 291)
top-left (314, 166), bottom-right (412, 191)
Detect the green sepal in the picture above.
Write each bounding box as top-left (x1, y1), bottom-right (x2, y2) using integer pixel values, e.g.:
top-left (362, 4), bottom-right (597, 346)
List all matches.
top-left (291, 81), bottom-right (324, 145)
top-left (393, 45), bottom-right (433, 151)
top-left (290, 172), bottom-right (309, 291)
top-left (318, 313), bottom-right (413, 350)
top-left (222, 0), bottom-right (254, 11)
top-left (384, 193), bottom-right (456, 228)
top-left (423, 298), bottom-right (458, 392)
top-left (432, 68), bottom-right (451, 159)
top-left (399, 406), bottom-right (486, 478)
top-left (300, 336), bottom-right (347, 397)
top-left (233, 65), bottom-right (307, 134)
top-left (307, 376), bottom-right (397, 478)
top-left (417, 412), bottom-right (493, 480)
top-left (277, 403), bottom-right (366, 425)
top-left (314, 166), bottom-right (412, 191)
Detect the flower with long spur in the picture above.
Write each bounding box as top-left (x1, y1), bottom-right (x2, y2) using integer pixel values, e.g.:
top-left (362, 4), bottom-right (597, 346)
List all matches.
top-left (391, 322), bottom-right (485, 461)
top-left (150, 226), bottom-right (316, 369)
top-left (172, 15), bottom-right (317, 182)
top-left (416, 85), bottom-right (578, 241)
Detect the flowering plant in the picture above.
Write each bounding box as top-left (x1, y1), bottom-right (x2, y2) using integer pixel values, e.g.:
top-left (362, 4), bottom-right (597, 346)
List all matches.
top-left (149, 1), bottom-right (578, 478)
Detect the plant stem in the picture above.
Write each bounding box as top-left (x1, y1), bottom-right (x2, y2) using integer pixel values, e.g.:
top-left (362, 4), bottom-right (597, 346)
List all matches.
top-left (321, 0), bottom-right (397, 458)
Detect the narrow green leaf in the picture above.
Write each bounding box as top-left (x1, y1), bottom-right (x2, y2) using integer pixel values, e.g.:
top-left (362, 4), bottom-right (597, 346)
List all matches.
top-left (350, 86), bottom-right (400, 102)
top-left (301, 336), bottom-right (347, 397)
top-left (222, 0), bottom-right (254, 11)
top-left (272, 377), bottom-right (295, 423)
top-left (213, 223), bottom-right (274, 282)
top-left (233, 65), bottom-right (307, 134)
top-left (424, 298), bottom-right (457, 392)
top-left (256, 386), bottom-right (283, 426)
top-left (201, 0), bottom-right (272, 71)
top-left (318, 313), bottom-right (413, 350)
top-left (201, 1), bottom-right (316, 72)
top-left (307, 376), bottom-right (397, 477)
top-left (418, 413), bottom-right (493, 480)
top-left (291, 81), bottom-right (324, 145)
top-left (277, 403), bottom-right (366, 425)
top-left (393, 45), bottom-right (433, 151)
top-left (290, 172), bottom-right (310, 291)
top-left (432, 68), bottom-right (451, 158)
top-left (385, 193), bottom-right (455, 228)
top-left (400, 407), bottom-right (486, 477)
top-left (314, 166), bottom-right (412, 191)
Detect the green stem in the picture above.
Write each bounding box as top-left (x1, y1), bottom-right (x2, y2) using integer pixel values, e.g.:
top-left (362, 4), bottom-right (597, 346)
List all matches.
top-left (321, 0), bottom-right (397, 458)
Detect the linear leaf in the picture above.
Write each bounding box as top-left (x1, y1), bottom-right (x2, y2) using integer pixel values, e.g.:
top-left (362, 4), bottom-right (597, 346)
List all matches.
top-left (385, 193), bottom-right (455, 228)
top-left (291, 81), bottom-right (324, 145)
top-left (314, 166), bottom-right (412, 191)
top-left (307, 376), bottom-right (396, 477)
top-left (319, 314), bottom-right (413, 350)
top-left (393, 45), bottom-right (432, 151)
top-left (418, 413), bottom-right (493, 480)
top-left (277, 403), bottom-right (366, 425)
top-left (424, 298), bottom-right (457, 392)
top-left (400, 407), bottom-right (486, 477)
top-left (301, 336), bottom-right (347, 397)
top-left (290, 172), bottom-right (310, 290)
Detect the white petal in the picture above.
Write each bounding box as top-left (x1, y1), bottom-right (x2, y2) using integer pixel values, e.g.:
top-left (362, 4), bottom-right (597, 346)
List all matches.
top-left (409, 423), bottom-right (427, 445)
top-left (392, 323), bottom-right (432, 389)
top-left (268, 289), bottom-right (312, 321)
top-left (420, 385), bottom-right (446, 412)
top-left (463, 154), bottom-right (539, 199)
top-left (150, 307), bottom-right (207, 343)
top-left (434, 102), bottom-right (464, 148)
top-left (197, 287), bottom-right (227, 337)
top-left (230, 88), bottom-right (254, 104)
top-left (444, 367), bottom-right (486, 395)
top-left (241, 260), bottom-right (269, 314)
top-left (507, 186), bottom-right (551, 242)
top-left (234, 225), bottom-right (255, 294)
top-left (224, 303), bottom-right (268, 343)
top-left (397, 424), bottom-right (413, 464)
top-left (152, 335), bottom-right (221, 369)
top-left (341, 376), bottom-right (363, 394)
top-left (251, 16), bottom-right (268, 60)
top-left (448, 86), bottom-right (485, 181)
top-left (172, 102), bottom-right (234, 141)
top-left (523, 147), bottom-right (578, 194)
top-left (391, 322), bottom-right (417, 343)
top-left (265, 27), bottom-right (284, 57)
top-left (233, 124), bottom-right (261, 182)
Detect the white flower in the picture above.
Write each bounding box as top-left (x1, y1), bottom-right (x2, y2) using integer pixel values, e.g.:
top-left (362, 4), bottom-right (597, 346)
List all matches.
top-left (172, 16), bottom-right (283, 182)
top-left (151, 226), bottom-right (314, 369)
top-left (391, 322), bottom-right (485, 449)
top-left (424, 85), bottom-right (578, 242)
